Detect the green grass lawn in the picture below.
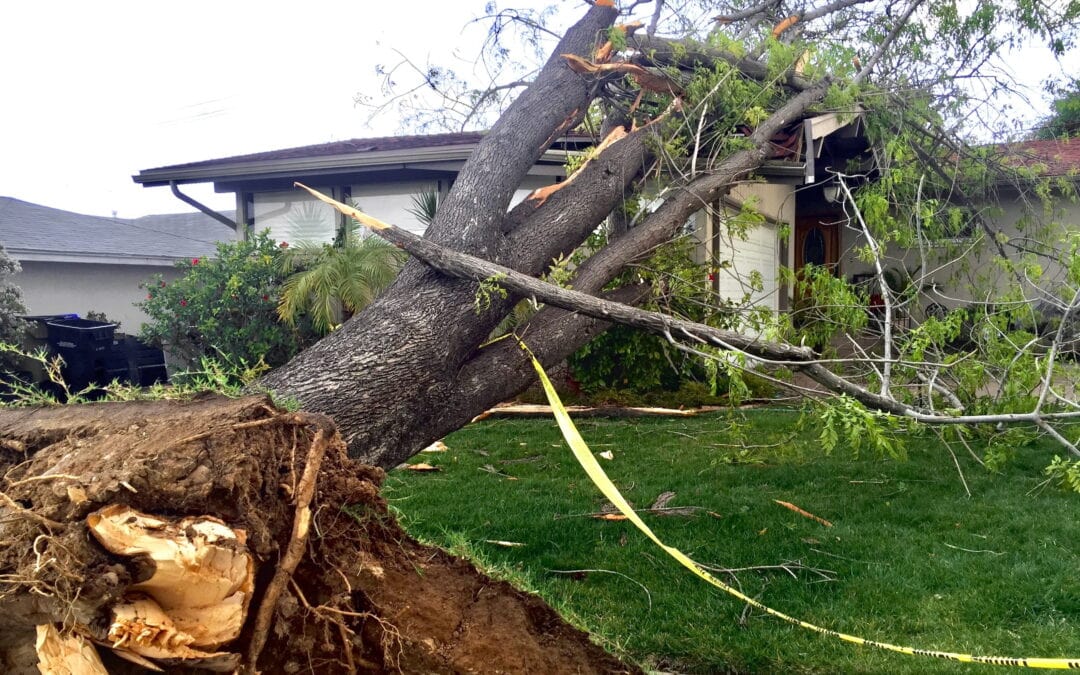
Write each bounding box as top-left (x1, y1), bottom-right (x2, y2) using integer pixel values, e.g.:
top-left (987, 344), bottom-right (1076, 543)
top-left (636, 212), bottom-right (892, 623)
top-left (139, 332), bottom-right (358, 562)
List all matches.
top-left (383, 409), bottom-right (1080, 674)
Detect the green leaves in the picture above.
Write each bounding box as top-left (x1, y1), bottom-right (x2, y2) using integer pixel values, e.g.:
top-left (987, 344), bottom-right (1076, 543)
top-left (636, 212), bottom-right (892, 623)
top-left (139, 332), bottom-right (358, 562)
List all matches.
top-left (1044, 455), bottom-right (1080, 492)
top-left (277, 231), bottom-right (406, 334)
top-left (139, 231), bottom-right (301, 368)
top-left (817, 396), bottom-right (905, 459)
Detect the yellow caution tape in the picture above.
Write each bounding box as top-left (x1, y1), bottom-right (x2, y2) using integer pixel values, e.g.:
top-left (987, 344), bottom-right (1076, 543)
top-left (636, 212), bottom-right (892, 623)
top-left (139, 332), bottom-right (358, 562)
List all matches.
top-left (520, 340), bottom-right (1080, 669)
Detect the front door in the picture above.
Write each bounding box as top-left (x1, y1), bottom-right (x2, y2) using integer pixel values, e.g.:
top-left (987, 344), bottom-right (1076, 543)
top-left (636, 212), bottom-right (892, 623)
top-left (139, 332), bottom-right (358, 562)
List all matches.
top-left (794, 216), bottom-right (840, 274)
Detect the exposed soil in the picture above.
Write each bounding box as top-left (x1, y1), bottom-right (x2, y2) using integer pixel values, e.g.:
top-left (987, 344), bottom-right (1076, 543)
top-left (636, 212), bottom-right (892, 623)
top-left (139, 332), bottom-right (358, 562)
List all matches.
top-left (0, 394), bottom-right (638, 674)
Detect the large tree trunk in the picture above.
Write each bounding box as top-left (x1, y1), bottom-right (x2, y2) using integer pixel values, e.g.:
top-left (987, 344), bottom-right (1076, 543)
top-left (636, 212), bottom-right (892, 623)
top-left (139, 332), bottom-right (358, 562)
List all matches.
top-left (0, 396), bottom-right (639, 674)
top-left (258, 3), bottom-right (632, 469)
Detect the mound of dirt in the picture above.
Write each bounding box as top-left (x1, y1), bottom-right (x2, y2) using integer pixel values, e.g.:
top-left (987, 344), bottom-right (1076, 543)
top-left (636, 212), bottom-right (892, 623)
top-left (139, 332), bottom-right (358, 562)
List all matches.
top-left (0, 394), bottom-right (638, 674)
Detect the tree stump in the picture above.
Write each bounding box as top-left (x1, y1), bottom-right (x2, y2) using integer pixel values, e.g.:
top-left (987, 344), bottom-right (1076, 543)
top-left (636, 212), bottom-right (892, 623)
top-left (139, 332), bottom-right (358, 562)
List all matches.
top-left (0, 395), bottom-right (637, 674)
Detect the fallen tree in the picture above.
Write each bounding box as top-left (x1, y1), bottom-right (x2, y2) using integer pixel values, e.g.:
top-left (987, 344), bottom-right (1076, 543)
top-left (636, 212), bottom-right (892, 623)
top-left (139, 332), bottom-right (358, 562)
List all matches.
top-left (259, 0), bottom-right (1080, 468)
top-left (0, 396), bottom-right (637, 674)
top-left (6, 0), bottom-right (1080, 671)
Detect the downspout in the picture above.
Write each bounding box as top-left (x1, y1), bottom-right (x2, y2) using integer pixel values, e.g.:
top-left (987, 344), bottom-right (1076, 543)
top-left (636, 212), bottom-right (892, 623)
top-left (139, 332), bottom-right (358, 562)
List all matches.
top-left (170, 181), bottom-right (238, 230)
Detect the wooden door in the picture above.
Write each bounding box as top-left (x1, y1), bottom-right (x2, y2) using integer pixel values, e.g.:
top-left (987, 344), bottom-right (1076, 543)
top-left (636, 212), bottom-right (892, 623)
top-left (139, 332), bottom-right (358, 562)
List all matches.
top-left (795, 217), bottom-right (840, 274)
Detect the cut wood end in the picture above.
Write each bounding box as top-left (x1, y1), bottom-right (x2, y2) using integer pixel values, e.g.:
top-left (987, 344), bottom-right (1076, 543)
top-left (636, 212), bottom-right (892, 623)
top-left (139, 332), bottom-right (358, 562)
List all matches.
top-left (36, 624), bottom-right (108, 675)
top-left (87, 504), bottom-right (254, 657)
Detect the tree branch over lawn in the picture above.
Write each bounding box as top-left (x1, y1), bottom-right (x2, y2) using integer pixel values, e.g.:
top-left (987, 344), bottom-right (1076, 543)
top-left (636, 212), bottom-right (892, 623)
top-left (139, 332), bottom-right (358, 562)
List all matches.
top-left (298, 182), bottom-right (1080, 459)
top-left (257, 0), bottom-right (1080, 472)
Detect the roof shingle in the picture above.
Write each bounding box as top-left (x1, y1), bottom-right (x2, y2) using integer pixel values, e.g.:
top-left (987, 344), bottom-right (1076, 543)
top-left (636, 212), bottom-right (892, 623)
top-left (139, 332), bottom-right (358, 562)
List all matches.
top-left (998, 137), bottom-right (1080, 176)
top-left (0, 197), bottom-right (234, 262)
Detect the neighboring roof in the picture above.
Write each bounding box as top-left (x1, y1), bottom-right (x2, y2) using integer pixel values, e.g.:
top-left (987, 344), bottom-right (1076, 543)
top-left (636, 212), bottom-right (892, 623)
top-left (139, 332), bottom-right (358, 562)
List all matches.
top-left (134, 131), bottom-right (589, 188)
top-left (0, 196), bottom-right (235, 266)
top-left (999, 137), bottom-right (1080, 176)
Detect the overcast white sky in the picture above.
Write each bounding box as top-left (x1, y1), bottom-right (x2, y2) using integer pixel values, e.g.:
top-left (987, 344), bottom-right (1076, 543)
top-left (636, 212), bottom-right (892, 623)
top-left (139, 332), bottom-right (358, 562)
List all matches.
top-left (0, 0), bottom-right (565, 218)
top-left (1, 1), bottom-right (1073, 220)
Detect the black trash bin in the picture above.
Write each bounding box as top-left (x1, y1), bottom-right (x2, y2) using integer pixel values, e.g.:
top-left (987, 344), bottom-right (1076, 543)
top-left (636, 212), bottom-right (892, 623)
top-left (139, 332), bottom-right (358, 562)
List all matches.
top-left (105, 334), bottom-right (169, 387)
top-left (44, 318), bottom-right (117, 392)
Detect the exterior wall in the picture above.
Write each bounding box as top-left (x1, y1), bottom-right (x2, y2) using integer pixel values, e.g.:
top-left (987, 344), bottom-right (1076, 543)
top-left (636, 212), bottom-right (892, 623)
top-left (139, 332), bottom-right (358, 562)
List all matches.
top-left (839, 195), bottom-right (1080, 315)
top-left (253, 176), bottom-right (559, 243)
top-left (14, 261), bottom-right (180, 333)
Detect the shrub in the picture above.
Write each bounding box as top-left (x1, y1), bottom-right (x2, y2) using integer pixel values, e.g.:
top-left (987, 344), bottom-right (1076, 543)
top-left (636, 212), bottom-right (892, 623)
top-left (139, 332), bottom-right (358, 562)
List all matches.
top-left (568, 236), bottom-right (720, 395)
top-left (139, 231), bottom-right (308, 368)
top-left (0, 242), bottom-right (28, 345)
top-left (276, 226), bottom-right (406, 335)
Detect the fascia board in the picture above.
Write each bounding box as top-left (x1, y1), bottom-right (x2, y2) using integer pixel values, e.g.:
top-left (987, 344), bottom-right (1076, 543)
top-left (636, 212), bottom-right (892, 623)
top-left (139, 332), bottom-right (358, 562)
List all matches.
top-left (11, 250), bottom-right (182, 266)
top-left (136, 146), bottom-right (577, 187)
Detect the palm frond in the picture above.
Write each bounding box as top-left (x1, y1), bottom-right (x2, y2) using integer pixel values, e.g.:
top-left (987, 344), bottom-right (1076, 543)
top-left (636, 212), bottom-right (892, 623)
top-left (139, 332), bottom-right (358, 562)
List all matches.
top-left (407, 189), bottom-right (439, 227)
top-left (276, 231), bottom-right (406, 335)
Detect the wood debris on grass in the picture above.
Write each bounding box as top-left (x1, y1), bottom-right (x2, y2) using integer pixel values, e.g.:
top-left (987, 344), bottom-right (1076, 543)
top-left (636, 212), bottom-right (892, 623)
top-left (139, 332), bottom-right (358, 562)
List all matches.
top-left (420, 440), bottom-right (448, 453)
top-left (479, 464), bottom-right (518, 480)
top-left (773, 499), bottom-right (833, 527)
top-left (403, 463), bottom-right (441, 472)
top-left (570, 493), bottom-right (721, 521)
top-left (479, 404), bottom-right (699, 418)
top-left (593, 513), bottom-right (629, 521)
top-left (483, 540), bottom-right (526, 548)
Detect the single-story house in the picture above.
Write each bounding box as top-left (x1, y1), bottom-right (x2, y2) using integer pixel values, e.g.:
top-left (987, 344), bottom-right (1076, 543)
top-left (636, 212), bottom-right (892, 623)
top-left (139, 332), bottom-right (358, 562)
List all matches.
top-left (0, 197), bottom-right (236, 330)
top-left (132, 125), bottom-right (1079, 326)
top-left (837, 136), bottom-right (1080, 318)
top-left (132, 121), bottom-right (868, 316)
top-left (133, 132), bottom-right (587, 244)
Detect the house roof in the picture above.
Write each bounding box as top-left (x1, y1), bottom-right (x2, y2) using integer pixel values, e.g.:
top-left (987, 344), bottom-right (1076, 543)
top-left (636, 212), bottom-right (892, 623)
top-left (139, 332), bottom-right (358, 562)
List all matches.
top-left (0, 196), bottom-right (235, 266)
top-left (998, 137), bottom-right (1080, 176)
top-left (155, 132), bottom-right (489, 172)
top-left (133, 131), bottom-right (589, 188)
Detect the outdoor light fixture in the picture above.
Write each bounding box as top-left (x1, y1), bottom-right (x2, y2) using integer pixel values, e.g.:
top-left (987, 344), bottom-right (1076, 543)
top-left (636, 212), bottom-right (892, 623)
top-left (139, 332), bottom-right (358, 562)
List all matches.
top-left (822, 183), bottom-right (841, 203)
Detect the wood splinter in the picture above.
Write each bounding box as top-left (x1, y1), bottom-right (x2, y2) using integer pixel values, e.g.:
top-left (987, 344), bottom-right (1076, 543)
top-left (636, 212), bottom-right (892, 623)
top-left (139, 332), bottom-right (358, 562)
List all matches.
top-left (64, 504), bottom-right (256, 671)
top-left (526, 126), bottom-right (629, 206)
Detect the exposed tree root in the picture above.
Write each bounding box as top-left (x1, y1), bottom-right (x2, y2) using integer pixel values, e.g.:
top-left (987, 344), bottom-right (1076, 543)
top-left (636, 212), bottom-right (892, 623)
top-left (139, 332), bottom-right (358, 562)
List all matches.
top-left (0, 395), bottom-right (637, 674)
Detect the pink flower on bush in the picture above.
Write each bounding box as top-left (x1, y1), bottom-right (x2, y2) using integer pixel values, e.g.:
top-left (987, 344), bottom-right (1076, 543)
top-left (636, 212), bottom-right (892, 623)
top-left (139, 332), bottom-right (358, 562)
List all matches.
top-left (262, 294), bottom-right (269, 301)
top-left (159, 280), bottom-right (167, 287)
top-left (279, 241), bottom-right (289, 249)
top-left (147, 293), bottom-right (152, 300)
top-left (180, 299), bottom-right (188, 307)
top-left (192, 258), bottom-right (200, 265)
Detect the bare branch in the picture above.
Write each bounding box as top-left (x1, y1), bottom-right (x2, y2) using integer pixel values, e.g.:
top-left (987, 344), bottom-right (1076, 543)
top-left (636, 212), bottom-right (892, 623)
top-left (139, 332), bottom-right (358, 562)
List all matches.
top-left (647, 0), bottom-right (665, 37)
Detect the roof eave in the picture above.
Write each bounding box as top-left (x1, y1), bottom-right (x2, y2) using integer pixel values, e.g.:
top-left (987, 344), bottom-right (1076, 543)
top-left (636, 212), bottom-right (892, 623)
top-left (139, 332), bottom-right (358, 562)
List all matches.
top-left (10, 249), bottom-right (191, 266)
top-left (134, 144), bottom-right (575, 187)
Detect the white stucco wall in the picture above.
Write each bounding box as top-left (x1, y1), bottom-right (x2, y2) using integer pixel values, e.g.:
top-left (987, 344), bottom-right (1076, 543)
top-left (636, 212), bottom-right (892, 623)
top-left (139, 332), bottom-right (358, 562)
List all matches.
top-left (14, 261), bottom-right (180, 333)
